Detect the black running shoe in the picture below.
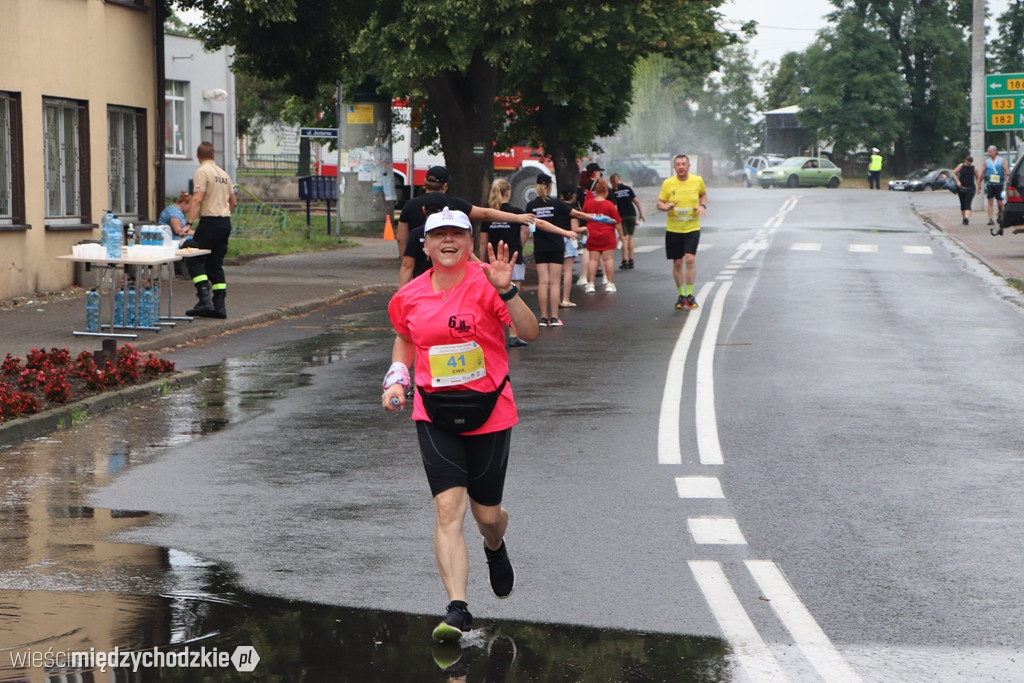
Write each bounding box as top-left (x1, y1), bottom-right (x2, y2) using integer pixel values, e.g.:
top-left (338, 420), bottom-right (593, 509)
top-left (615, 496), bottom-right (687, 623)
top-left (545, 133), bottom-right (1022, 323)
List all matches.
top-left (485, 540), bottom-right (516, 599)
top-left (432, 601), bottom-right (473, 642)
top-left (675, 295), bottom-right (687, 310)
top-left (686, 294), bottom-right (699, 309)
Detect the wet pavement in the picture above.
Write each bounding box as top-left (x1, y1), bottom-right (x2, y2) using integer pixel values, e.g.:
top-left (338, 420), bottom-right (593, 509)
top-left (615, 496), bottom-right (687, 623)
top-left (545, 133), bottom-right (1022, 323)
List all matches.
top-left (0, 313), bottom-right (731, 682)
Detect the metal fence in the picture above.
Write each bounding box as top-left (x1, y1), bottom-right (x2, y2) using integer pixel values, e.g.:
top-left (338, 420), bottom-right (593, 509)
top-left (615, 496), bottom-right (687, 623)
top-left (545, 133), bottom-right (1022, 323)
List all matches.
top-left (236, 154), bottom-right (300, 176)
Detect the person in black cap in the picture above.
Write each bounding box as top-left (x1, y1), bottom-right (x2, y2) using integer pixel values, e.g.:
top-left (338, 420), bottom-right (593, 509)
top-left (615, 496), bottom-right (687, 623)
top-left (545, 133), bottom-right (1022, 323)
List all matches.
top-left (399, 193), bottom-right (451, 287)
top-left (396, 165), bottom-right (534, 258)
top-left (576, 162), bottom-right (604, 206)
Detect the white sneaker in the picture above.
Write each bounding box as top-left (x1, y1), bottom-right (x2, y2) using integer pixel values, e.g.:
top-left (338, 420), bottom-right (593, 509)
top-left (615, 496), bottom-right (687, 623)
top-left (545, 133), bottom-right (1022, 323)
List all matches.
top-left (576, 275), bottom-right (589, 286)
top-left (584, 283), bottom-right (596, 294)
top-left (600, 274), bottom-right (609, 286)
top-left (605, 283), bottom-right (617, 293)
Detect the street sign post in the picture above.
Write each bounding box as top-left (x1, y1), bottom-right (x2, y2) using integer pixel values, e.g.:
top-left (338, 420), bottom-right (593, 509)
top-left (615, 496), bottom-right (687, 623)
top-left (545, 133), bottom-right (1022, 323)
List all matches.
top-left (985, 73), bottom-right (1024, 131)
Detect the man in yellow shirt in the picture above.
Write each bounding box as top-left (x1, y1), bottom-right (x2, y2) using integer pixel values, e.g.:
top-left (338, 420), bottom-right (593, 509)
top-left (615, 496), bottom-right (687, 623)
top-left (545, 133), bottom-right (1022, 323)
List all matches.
top-left (657, 154), bottom-right (707, 310)
top-left (183, 142), bottom-right (237, 318)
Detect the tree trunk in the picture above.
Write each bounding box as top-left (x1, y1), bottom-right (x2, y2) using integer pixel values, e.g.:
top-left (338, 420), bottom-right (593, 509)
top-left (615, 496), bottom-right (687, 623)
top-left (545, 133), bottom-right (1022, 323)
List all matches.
top-left (539, 103), bottom-right (578, 194)
top-left (424, 48), bottom-right (497, 207)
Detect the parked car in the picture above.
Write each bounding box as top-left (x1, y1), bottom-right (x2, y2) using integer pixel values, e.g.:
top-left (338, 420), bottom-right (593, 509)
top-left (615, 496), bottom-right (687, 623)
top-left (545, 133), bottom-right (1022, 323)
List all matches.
top-left (737, 154), bottom-right (786, 187)
top-left (888, 168), bottom-right (954, 192)
top-left (1000, 154), bottom-right (1024, 233)
top-left (605, 158), bottom-right (660, 186)
top-left (758, 156), bottom-right (842, 188)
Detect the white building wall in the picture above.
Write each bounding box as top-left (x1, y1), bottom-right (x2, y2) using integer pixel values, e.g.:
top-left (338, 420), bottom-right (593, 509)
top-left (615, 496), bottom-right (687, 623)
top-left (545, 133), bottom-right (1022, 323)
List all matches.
top-left (164, 32), bottom-right (236, 198)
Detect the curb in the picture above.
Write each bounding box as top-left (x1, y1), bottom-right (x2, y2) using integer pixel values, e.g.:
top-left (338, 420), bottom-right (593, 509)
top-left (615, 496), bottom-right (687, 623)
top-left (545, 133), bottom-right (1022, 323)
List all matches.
top-left (0, 370), bottom-right (203, 448)
top-left (130, 283), bottom-right (395, 354)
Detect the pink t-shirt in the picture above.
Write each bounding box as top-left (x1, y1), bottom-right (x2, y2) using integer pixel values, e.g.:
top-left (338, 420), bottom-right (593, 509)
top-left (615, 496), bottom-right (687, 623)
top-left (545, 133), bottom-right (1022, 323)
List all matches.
top-left (388, 262), bottom-right (517, 434)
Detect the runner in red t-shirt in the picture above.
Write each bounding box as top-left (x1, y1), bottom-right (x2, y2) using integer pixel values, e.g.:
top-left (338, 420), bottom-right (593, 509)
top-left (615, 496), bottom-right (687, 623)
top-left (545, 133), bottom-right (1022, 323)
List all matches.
top-left (581, 179), bottom-right (623, 293)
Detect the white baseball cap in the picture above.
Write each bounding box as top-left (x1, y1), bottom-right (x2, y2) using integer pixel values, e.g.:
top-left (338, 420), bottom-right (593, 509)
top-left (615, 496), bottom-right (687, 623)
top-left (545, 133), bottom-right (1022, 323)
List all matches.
top-left (424, 208), bottom-right (472, 233)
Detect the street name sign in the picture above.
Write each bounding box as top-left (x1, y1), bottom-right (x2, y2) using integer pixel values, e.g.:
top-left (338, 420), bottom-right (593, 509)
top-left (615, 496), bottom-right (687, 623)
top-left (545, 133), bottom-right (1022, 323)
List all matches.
top-left (985, 73), bottom-right (1024, 131)
top-left (300, 127), bottom-right (339, 138)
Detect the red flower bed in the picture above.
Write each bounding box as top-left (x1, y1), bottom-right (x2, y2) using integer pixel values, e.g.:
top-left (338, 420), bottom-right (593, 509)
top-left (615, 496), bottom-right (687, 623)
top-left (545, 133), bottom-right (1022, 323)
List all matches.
top-left (0, 344), bottom-right (175, 422)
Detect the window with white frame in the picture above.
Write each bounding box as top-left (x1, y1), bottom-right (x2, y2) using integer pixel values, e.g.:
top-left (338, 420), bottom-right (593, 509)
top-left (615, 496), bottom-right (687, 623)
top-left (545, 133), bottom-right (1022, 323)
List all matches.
top-left (165, 81), bottom-right (188, 157)
top-left (108, 106), bottom-right (140, 217)
top-left (43, 98), bottom-right (87, 221)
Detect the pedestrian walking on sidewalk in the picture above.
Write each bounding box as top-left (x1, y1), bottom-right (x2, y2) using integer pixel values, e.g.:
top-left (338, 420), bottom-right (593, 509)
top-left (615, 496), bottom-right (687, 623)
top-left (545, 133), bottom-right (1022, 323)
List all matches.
top-left (657, 154), bottom-right (707, 310)
top-left (183, 142), bottom-right (236, 318)
top-left (983, 146), bottom-right (1009, 233)
top-left (382, 208), bottom-right (538, 643)
top-left (953, 155), bottom-right (981, 226)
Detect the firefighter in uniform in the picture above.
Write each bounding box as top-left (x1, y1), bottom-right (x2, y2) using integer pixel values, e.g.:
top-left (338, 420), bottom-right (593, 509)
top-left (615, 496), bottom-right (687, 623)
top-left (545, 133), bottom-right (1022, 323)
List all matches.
top-left (183, 141), bottom-right (237, 318)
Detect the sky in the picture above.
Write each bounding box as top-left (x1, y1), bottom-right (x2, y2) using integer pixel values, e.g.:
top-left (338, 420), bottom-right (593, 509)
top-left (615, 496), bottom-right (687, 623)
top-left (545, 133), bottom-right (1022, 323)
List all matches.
top-left (722, 0), bottom-right (1013, 66)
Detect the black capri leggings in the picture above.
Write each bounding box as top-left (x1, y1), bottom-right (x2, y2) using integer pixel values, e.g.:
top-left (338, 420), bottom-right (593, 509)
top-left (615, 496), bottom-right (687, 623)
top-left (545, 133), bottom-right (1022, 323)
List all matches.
top-left (958, 188), bottom-right (975, 212)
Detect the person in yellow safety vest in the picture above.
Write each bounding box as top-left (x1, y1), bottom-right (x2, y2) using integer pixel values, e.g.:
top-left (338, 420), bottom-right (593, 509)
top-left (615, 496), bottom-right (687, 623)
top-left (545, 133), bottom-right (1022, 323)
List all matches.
top-left (868, 148), bottom-right (883, 190)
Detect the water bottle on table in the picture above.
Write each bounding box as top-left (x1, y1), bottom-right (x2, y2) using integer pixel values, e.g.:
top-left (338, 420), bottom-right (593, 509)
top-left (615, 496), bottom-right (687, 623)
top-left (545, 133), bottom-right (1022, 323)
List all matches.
top-left (102, 211), bottom-right (123, 259)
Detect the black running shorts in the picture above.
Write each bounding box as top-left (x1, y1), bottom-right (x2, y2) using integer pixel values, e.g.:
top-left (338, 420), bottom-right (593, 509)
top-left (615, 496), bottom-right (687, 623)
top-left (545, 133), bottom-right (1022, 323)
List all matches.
top-left (534, 249), bottom-right (564, 265)
top-left (416, 422), bottom-right (511, 506)
top-left (621, 216), bottom-right (638, 236)
top-left (665, 230), bottom-right (701, 260)
top-left (986, 183), bottom-right (1003, 200)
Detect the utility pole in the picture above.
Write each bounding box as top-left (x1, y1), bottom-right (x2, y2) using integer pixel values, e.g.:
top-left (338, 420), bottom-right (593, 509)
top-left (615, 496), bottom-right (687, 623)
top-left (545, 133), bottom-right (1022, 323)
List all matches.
top-left (971, 0), bottom-right (986, 161)
top-left (970, 0), bottom-right (986, 214)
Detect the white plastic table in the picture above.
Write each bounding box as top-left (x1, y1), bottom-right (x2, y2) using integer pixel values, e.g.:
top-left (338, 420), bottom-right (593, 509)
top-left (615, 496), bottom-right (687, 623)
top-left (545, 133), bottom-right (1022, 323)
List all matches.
top-left (57, 248), bottom-right (211, 338)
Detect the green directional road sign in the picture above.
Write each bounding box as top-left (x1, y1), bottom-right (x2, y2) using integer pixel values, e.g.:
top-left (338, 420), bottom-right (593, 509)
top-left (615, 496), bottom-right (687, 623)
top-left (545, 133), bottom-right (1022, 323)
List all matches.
top-left (985, 73), bottom-right (1024, 131)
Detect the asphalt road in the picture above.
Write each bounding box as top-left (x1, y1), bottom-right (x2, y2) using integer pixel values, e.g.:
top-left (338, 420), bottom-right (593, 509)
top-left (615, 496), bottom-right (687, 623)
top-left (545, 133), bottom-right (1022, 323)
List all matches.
top-left (88, 186), bottom-right (1024, 681)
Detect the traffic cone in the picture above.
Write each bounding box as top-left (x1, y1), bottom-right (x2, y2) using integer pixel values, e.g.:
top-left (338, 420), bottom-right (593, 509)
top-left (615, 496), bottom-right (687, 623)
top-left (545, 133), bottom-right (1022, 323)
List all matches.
top-left (383, 214), bottom-right (395, 241)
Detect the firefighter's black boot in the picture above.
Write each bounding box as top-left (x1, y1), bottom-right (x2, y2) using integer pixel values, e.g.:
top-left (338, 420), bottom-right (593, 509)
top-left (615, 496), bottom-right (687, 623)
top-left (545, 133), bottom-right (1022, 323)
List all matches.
top-left (186, 280), bottom-right (216, 317)
top-left (211, 290), bottom-right (227, 319)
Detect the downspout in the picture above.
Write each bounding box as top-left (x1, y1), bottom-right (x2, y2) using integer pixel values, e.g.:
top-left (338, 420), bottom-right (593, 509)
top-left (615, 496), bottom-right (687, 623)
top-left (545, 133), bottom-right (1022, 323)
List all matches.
top-left (154, 1), bottom-right (166, 213)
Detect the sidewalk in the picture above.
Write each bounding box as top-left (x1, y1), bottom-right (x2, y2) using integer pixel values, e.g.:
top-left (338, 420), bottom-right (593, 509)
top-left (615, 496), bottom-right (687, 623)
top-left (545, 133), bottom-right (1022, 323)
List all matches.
top-left (915, 199), bottom-right (1024, 282)
top-left (0, 236), bottom-right (402, 359)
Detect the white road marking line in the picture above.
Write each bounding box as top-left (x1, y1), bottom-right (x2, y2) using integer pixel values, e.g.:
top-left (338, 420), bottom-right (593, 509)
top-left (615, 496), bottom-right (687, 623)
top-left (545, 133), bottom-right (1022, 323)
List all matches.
top-left (698, 243), bottom-right (714, 251)
top-left (903, 245), bottom-right (933, 254)
top-left (676, 476), bottom-right (724, 498)
top-left (746, 561), bottom-right (862, 682)
top-left (658, 282), bottom-right (715, 464)
top-left (848, 244), bottom-right (878, 253)
top-left (715, 275), bottom-right (733, 281)
top-left (688, 517), bottom-right (747, 544)
top-left (689, 561), bottom-right (790, 681)
top-left (696, 280), bottom-right (732, 465)
top-left (634, 245), bottom-right (661, 253)
top-left (791, 243), bottom-right (822, 251)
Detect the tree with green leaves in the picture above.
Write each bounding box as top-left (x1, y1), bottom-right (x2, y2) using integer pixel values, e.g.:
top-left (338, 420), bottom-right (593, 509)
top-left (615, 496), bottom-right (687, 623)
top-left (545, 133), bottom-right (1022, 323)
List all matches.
top-left (175, 0), bottom-right (734, 202)
top-left (794, 0), bottom-right (971, 173)
top-left (989, 0), bottom-right (1024, 75)
top-left (760, 51), bottom-right (808, 112)
top-left (796, 6), bottom-right (906, 164)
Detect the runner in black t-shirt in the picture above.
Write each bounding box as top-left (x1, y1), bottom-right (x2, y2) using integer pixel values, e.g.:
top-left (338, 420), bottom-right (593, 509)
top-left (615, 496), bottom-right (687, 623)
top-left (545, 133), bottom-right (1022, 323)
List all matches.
top-left (610, 174), bottom-right (645, 270)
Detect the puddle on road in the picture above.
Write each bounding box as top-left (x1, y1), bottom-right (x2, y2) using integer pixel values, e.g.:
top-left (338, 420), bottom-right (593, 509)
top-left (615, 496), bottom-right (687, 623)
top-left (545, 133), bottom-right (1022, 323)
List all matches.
top-left (0, 316), bottom-right (732, 681)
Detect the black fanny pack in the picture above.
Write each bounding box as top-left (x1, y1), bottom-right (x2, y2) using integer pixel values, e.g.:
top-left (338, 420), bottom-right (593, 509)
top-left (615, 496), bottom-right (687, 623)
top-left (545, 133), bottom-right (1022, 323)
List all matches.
top-left (417, 375), bottom-right (509, 433)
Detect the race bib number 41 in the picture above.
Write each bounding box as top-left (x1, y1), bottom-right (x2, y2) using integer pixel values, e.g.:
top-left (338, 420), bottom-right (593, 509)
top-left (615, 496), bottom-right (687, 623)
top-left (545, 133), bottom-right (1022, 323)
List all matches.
top-left (429, 341), bottom-right (486, 387)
